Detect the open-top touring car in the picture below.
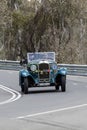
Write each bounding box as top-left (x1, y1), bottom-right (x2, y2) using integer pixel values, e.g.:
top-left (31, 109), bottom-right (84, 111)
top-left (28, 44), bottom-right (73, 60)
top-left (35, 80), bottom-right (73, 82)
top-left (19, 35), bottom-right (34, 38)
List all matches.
top-left (19, 52), bottom-right (67, 94)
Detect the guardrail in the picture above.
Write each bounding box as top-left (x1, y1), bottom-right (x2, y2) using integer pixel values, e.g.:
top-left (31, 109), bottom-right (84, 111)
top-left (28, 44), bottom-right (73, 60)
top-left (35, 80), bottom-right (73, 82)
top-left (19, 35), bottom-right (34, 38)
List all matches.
top-left (0, 60), bottom-right (22, 71)
top-left (58, 64), bottom-right (87, 76)
top-left (0, 60), bottom-right (87, 76)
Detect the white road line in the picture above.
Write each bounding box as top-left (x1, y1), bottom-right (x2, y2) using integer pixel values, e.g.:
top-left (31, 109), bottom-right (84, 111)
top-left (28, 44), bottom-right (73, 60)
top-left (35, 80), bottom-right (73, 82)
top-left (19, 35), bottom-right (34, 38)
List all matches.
top-left (0, 86), bottom-right (16, 105)
top-left (16, 103), bottom-right (87, 119)
top-left (0, 85), bottom-right (21, 105)
top-left (1, 85), bottom-right (22, 102)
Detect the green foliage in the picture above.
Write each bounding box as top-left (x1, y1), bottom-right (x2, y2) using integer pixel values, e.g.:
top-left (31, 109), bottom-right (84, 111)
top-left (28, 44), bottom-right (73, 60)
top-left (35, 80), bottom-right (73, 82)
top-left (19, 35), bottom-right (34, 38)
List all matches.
top-left (0, 0), bottom-right (87, 64)
top-left (12, 11), bottom-right (29, 29)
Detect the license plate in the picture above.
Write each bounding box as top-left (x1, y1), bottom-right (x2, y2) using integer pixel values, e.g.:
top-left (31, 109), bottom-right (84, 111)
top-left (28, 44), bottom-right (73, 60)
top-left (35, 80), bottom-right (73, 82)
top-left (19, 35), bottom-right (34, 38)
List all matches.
top-left (39, 83), bottom-right (50, 86)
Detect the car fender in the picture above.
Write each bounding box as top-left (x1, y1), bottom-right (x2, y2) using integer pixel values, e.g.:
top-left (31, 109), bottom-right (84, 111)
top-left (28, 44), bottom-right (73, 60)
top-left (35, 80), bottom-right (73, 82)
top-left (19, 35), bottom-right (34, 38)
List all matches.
top-left (57, 68), bottom-right (67, 75)
top-left (19, 69), bottom-right (35, 84)
top-left (19, 69), bottom-right (30, 77)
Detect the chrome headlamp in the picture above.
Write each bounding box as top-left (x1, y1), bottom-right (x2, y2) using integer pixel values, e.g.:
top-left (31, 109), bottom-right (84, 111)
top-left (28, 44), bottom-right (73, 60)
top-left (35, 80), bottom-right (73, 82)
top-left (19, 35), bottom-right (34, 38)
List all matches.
top-left (30, 65), bottom-right (37, 71)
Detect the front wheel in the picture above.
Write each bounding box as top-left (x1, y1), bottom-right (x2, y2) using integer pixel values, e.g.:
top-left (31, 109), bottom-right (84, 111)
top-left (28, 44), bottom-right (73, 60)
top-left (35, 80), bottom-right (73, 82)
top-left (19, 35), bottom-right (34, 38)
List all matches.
top-left (24, 78), bottom-right (28, 94)
top-left (21, 85), bottom-right (24, 93)
top-left (61, 75), bottom-right (66, 92)
top-left (55, 84), bottom-right (60, 91)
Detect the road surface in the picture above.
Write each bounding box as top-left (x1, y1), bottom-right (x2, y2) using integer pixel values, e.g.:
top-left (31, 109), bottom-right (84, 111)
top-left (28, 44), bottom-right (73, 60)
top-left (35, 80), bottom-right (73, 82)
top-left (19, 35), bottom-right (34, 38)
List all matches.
top-left (0, 70), bottom-right (87, 130)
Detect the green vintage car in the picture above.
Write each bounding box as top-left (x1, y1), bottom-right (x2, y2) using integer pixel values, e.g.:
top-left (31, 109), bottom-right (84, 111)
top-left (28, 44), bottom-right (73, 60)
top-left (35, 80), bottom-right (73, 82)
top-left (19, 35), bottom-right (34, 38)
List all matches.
top-left (19, 52), bottom-right (67, 94)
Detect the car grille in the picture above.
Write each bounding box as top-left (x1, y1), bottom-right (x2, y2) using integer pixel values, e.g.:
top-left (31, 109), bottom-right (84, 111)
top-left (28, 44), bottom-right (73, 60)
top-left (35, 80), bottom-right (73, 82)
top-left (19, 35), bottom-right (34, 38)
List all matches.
top-left (38, 63), bottom-right (49, 82)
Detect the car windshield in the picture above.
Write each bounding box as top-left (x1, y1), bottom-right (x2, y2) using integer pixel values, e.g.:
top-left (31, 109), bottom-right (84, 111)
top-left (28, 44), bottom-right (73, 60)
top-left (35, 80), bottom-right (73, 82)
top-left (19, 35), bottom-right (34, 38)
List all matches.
top-left (27, 52), bottom-right (55, 63)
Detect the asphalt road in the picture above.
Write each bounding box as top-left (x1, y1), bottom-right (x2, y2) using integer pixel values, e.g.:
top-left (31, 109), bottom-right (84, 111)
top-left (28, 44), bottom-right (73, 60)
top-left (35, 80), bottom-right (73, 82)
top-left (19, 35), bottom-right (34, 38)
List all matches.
top-left (0, 70), bottom-right (87, 130)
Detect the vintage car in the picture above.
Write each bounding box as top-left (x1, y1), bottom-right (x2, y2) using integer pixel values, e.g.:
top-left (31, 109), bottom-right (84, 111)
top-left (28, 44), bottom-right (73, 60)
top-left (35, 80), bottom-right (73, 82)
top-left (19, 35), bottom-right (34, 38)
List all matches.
top-left (19, 52), bottom-right (67, 94)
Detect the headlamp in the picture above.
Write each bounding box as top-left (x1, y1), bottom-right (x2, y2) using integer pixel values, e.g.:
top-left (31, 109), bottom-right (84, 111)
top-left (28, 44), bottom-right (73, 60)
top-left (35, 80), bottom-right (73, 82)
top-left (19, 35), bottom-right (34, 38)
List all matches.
top-left (30, 65), bottom-right (37, 71)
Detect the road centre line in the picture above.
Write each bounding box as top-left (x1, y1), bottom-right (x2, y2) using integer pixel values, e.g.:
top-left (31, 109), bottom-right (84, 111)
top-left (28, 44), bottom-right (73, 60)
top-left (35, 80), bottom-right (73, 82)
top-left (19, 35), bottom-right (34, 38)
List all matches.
top-left (0, 86), bottom-right (16, 105)
top-left (0, 85), bottom-right (21, 105)
top-left (16, 103), bottom-right (87, 119)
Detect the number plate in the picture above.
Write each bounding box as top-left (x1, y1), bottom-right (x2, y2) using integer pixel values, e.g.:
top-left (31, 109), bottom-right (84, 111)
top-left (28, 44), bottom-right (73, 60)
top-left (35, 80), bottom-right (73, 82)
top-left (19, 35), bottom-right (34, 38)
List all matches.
top-left (39, 83), bottom-right (50, 86)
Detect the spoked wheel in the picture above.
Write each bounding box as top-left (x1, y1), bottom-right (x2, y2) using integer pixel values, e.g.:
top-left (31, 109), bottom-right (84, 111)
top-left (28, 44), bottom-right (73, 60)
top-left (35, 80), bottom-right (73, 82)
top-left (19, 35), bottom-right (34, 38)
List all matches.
top-left (24, 78), bottom-right (28, 94)
top-left (61, 75), bottom-right (66, 92)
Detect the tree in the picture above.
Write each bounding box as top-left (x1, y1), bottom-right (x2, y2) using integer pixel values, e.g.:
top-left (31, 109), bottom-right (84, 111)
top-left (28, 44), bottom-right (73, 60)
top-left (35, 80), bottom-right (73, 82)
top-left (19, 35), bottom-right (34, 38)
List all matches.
top-left (0, 0), bottom-right (87, 64)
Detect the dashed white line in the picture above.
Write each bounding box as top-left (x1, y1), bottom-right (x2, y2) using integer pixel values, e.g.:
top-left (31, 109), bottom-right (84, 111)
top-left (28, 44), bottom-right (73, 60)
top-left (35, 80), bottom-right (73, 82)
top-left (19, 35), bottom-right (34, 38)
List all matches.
top-left (0, 85), bottom-right (21, 105)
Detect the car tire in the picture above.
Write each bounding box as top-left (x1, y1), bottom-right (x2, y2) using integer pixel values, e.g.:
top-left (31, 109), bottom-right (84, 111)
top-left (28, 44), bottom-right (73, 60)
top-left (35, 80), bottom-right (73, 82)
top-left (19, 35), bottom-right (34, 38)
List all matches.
top-left (61, 75), bottom-right (66, 92)
top-left (21, 85), bottom-right (24, 93)
top-left (55, 85), bottom-right (59, 91)
top-left (24, 78), bottom-right (28, 94)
